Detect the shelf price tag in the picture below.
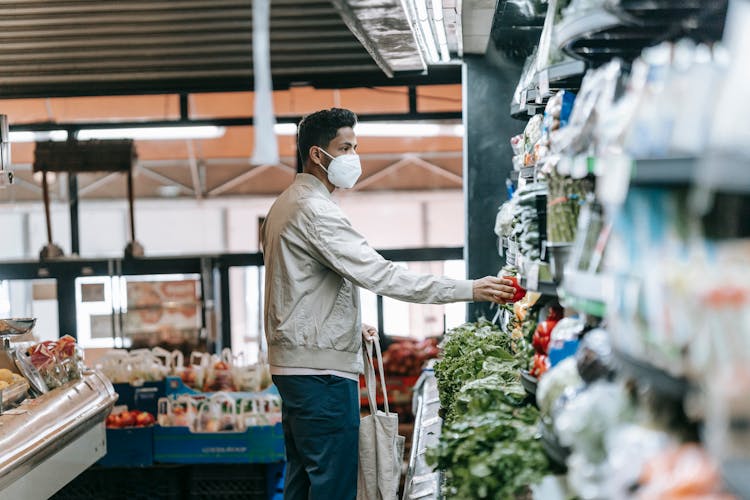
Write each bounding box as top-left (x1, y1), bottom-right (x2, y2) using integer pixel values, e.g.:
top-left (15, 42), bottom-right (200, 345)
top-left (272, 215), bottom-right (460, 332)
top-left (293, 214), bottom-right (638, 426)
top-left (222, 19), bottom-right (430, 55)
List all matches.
top-left (527, 263), bottom-right (539, 291)
top-left (538, 70), bottom-right (550, 98)
top-left (596, 155), bottom-right (632, 205)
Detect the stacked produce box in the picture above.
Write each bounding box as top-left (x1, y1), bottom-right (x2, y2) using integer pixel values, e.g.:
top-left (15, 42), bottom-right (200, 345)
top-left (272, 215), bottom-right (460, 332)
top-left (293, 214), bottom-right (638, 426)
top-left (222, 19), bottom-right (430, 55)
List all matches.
top-left (95, 347), bottom-right (283, 466)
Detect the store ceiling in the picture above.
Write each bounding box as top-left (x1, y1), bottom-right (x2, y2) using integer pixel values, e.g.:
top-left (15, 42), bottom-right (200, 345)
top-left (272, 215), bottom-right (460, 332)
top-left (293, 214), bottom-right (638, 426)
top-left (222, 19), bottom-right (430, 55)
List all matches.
top-left (0, 2), bottom-right (465, 202)
top-left (0, 0), bottom-right (460, 99)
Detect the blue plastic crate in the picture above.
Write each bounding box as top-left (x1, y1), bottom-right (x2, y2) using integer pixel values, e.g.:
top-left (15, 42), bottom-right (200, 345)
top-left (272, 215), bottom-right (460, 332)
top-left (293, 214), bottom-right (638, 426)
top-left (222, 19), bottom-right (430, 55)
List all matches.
top-left (98, 426), bottom-right (154, 467)
top-left (153, 422), bottom-right (285, 464)
top-left (164, 376), bottom-right (279, 399)
top-left (266, 462), bottom-right (285, 500)
top-left (112, 380), bottom-right (166, 415)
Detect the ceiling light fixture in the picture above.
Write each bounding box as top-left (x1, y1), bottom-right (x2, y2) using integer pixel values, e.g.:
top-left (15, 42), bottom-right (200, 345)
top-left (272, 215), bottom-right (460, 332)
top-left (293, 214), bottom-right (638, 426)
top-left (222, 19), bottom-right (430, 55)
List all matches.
top-left (10, 130), bottom-right (68, 143)
top-left (403, 0), bottom-right (452, 64)
top-left (273, 123), bottom-right (298, 136)
top-left (431, 0), bottom-right (451, 62)
top-left (273, 122), bottom-right (463, 137)
top-left (414, 0), bottom-right (440, 63)
top-left (76, 125), bottom-right (225, 141)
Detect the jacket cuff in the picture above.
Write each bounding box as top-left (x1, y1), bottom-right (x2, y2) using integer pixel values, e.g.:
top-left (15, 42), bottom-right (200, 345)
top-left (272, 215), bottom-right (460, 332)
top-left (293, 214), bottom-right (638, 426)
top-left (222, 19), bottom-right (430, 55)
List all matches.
top-left (453, 280), bottom-right (474, 302)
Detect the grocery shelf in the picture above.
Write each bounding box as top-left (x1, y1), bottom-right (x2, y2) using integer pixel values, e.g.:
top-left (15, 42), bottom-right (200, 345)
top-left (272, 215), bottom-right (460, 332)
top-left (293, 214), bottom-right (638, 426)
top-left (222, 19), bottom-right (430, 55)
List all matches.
top-left (612, 347), bottom-right (690, 402)
top-left (542, 60), bottom-right (587, 84)
top-left (559, 292), bottom-right (606, 317)
top-left (631, 156), bottom-right (750, 194)
top-left (559, 270), bottom-right (608, 317)
top-left (520, 166), bottom-right (536, 180)
top-left (722, 459), bottom-right (750, 499)
top-left (554, 1), bottom-right (727, 65)
top-left (554, 8), bottom-right (623, 63)
top-left (630, 157), bottom-right (696, 187)
top-left (521, 276), bottom-right (559, 297)
top-left (539, 420), bottom-right (570, 470)
top-left (509, 60), bottom-right (585, 121)
top-left (519, 370), bottom-right (538, 401)
top-left (403, 370), bottom-right (443, 500)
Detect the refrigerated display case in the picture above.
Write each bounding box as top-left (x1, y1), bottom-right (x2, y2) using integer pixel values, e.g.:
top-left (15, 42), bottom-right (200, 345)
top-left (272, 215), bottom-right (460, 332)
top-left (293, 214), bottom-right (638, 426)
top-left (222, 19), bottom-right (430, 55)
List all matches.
top-left (0, 369), bottom-right (117, 498)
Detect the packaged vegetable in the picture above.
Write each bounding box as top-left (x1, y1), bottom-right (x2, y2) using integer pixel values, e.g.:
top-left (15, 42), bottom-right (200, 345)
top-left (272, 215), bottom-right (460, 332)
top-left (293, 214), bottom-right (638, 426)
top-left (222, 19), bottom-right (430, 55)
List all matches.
top-left (537, 357), bottom-right (582, 417)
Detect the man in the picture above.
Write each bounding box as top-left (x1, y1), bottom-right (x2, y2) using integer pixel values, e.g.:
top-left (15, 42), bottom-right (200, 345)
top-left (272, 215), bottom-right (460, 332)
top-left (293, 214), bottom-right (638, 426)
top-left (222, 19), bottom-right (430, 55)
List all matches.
top-left (262, 108), bottom-right (515, 499)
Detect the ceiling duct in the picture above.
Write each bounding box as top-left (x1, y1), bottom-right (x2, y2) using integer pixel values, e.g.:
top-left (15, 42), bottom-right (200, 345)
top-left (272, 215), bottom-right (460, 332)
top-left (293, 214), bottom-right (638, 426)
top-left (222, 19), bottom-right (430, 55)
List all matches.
top-left (0, 0), bottom-right (459, 98)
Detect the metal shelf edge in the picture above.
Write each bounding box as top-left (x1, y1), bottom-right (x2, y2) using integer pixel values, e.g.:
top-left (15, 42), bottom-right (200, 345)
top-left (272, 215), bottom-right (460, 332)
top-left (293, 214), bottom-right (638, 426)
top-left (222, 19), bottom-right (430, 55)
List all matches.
top-left (554, 9), bottom-right (623, 56)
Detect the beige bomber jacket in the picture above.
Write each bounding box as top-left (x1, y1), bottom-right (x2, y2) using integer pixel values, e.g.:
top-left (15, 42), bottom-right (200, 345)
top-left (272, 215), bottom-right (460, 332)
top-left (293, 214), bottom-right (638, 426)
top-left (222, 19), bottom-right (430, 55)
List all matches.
top-left (262, 174), bottom-right (474, 374)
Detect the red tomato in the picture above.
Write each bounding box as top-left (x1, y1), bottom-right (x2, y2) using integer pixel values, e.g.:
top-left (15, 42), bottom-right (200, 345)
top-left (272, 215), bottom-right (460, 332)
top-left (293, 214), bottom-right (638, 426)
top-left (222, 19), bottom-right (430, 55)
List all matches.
top-left (135, 412), bottom-right (154, 427)
top-left (119, 411), bottom-right (136, 428)
top-left (503, 276), bottom-right (527, 303)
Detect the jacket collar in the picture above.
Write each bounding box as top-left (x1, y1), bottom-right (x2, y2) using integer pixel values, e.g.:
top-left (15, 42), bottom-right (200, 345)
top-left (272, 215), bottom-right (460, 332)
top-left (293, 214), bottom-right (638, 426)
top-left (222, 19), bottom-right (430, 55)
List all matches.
top-left (296, 173), bottom-right (332, 198)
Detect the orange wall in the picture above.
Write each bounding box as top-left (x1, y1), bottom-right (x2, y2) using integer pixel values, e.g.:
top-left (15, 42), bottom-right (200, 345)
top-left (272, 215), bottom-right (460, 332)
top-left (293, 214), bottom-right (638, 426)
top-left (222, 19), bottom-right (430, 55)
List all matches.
top-left (3, 84), bottom-right (462, 164)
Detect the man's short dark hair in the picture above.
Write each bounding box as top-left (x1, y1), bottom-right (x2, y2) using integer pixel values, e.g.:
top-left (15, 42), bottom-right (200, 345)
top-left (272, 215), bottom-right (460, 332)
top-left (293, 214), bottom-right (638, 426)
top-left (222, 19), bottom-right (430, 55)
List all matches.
top-left (297, 108), bottom-right (357, 165)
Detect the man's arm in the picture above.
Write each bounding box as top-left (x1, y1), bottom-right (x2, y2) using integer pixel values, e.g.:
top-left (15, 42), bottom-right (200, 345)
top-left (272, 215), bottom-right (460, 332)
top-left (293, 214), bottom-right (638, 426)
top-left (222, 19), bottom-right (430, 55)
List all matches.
top-left (305, 203), bottom-right (514, 304)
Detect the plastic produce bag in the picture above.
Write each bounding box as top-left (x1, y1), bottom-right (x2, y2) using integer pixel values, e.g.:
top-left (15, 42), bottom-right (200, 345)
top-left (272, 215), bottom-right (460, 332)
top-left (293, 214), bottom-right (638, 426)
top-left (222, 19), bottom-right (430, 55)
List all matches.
top-left (548, 316), bottom-right (584, 366)
top-left (537, 357), bottom-right (583, 417)
top-left (575, 328), bottom-right (614, 383)
top-left (196, 392), bottom-right (238, 433)
top-left (605, 424), bottom-right (673, 500)
top-left (554, 380), bottom-right (631, 462)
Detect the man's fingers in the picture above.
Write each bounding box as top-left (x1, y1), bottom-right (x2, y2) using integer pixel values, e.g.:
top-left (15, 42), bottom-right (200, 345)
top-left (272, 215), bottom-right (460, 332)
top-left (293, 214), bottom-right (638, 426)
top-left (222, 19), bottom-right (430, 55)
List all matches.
top-left (485, 276), bottom-right (514, 287)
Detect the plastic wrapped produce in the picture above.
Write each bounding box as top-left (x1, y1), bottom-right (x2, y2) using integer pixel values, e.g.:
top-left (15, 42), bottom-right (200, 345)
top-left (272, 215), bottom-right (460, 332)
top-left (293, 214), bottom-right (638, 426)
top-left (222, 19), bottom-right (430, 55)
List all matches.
top-left (537, 357), bottom-right (583, 417)
top-left (636, 444), bottom-right (732, 500)
top-left (575, 328), bottom-right (614, 383)
top-left (554, 380), bottom-right (632, 463)
top-left (605, 425), bottom-right (674, 499)
top-left (548, 316), bottom-right (584, 366)
top-left (546, 173), bottom-right (592, 244)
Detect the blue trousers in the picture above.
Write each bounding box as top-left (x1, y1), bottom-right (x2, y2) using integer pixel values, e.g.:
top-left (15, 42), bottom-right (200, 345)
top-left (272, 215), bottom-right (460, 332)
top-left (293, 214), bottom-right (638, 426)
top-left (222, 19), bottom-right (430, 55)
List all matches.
top-left (272, 375), bottom-right (359, 500)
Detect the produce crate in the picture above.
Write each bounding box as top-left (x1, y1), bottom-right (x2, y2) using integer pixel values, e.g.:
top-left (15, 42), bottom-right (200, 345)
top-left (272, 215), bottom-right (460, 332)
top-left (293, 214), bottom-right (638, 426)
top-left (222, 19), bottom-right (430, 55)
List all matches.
top-left (51, 464), bottom-right (185, 500)
top-left (112, 380), bottom-right (165, 415)
top-left (153, 422), bottom-right (285, 464)
top-left (266, 462), bottom-right (285, 500)
top-left (98, 426), bottom-right (154, 467)
top-left (187, 463), bottom-right (268, 499)
top-left (164, 375), bottom-right (279, 399)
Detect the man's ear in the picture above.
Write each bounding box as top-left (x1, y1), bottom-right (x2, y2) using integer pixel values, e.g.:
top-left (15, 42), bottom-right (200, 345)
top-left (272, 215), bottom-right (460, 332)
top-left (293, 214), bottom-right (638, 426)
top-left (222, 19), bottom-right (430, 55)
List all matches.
top-left (309, 145), bottom-right (322, 165)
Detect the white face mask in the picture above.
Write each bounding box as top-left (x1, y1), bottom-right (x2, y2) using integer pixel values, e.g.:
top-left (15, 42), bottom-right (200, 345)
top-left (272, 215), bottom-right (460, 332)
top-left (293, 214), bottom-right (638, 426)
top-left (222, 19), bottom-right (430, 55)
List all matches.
top-left (317, 147), bottom-right (362, 189)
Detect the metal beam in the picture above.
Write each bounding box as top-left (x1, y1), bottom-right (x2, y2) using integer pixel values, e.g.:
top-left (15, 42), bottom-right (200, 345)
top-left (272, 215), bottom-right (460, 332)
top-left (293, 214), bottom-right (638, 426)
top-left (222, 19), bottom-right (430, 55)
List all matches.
top-left (207, 163), bottom-right (296, 197)
top-left (353, 155), bottom-right (461, 191)
top-left (137, 165), bottom-right (194, 194)
top-left (186, 140), bottom-right (203, 199)
top-left (10, 111), bottom-right (461, 134)
top-left (77, 172), bottom-right (120, 196)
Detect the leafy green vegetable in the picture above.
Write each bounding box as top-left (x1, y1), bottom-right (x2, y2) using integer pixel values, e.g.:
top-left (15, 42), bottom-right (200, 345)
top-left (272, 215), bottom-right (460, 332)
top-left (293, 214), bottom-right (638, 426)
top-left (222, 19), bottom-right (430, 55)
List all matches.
top-left (428, 320), bottom-right (550, 499)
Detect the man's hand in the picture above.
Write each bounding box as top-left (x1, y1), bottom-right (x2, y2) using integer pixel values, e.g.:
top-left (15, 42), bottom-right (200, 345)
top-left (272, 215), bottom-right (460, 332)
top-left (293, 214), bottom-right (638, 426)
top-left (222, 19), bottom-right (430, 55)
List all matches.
top-left (362, 323), bottom-right (379, 343)
top-left (473, 276), bottom-right (516, 303)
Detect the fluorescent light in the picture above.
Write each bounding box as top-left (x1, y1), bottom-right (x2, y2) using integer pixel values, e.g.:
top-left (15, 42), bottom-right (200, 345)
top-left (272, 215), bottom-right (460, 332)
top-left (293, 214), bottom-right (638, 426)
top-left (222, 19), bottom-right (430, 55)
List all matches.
top-left (273, 122), bottom-right (462, 137)
top-left (357, 123), bottom-right (461, 137)
top-left (431, 0), bottom-right (451, 62)
top-left (10, 130), bottom-right (68, 143)
top-left (273, 123), bottom-right (297, 136)
top-left (77, 125), bottom-right (225, 141)
top-left (415, 0), bottom-right (439, 63)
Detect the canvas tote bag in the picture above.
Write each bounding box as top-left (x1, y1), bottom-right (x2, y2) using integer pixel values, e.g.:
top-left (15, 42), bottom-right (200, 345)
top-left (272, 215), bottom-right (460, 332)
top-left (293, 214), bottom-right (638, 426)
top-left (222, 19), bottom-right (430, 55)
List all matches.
top-left (357, 341), bottom-right (405, 500)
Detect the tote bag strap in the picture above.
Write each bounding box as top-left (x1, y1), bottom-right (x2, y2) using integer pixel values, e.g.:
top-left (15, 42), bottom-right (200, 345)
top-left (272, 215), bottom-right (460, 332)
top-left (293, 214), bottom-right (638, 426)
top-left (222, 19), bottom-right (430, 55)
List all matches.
top-left (362, 340), bottom-right (391, 415)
